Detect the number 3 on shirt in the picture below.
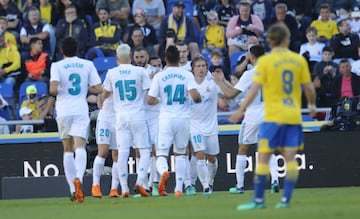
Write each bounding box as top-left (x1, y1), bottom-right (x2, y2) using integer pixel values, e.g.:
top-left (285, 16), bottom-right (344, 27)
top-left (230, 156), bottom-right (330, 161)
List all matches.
top-left (68, 73), bottom-right (81, 95)
top-left (164, 84), bottom-right (185, 105)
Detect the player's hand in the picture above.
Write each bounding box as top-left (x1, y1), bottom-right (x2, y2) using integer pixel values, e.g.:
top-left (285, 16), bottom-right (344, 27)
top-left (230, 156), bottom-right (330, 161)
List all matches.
top-left (308, 104), bottom-right (317, 118)
top-left (97, 94), bottom-right (104, 109)
top-left (211, 69), bottom-right (225, 84)
top-left (229, 108), bottom-right (244, 124)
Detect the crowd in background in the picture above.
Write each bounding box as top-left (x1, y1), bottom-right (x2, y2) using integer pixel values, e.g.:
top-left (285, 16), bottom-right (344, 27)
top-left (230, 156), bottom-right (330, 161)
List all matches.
top-left (2, 0), bottom-right (360, 134)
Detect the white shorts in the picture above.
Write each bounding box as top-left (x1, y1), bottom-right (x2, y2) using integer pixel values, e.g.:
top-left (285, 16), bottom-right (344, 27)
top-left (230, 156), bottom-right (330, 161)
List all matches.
top-left (96, 118), bottom-right (117, 150)
top-left (115, 120), bottom-right (151, 150)
top-left (190, 133), bottom-right (220, 155)
top-left (56, 115), bottom-right (90, 140)
top-left (157, 118), bottom-right (190, 156)
top-left (238, 121), bottom-right (259, 145)
top-left (147, 111), bottom-right (159, 146)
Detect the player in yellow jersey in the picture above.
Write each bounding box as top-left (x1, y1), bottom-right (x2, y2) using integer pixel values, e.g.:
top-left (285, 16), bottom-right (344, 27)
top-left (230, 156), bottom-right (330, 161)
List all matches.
top-left (230, 23), bottom-right (317, 210)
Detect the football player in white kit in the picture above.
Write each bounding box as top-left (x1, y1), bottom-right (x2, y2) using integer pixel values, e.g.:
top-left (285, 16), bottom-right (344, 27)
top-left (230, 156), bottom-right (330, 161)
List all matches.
top-left (100, 44), bottom-right (152, 198)
top-left (49, 37), bottom-right (103, 203)
top-left (147, 45), bottom-right (201, 197)
top-left (133, 47), bottom-right (161, 196)
top-left (91, 94), bottom-right (121, 198)
top-left (189, 56), bottom-right (220, 195)
top-left (212, 45), bottom-right (280, 194)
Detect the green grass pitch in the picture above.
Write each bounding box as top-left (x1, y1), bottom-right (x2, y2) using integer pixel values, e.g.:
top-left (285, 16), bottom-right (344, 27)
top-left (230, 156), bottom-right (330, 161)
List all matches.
top-left (1, 187), bottom-right (359, 219)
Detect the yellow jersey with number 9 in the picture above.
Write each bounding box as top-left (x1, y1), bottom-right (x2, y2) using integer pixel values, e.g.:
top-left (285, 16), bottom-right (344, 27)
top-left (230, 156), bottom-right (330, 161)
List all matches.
top-left (253, 48), bottom-right (311, 124)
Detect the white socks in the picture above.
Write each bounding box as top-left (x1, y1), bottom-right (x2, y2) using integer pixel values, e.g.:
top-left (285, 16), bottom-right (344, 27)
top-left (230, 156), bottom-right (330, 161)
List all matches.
top-left (236, 155), bottom-right (247, 188)
top-left (117, 149), bottom-right (130, 193)
top-left (174, 155), bottom-right (186, 192)
top-left (63, 152), bottom-right (76, 194)
top-left (111, 161), bottom-right (119, 190)
top-left (74, 147), bottom-right (87, 182)
top-left (92, 156), bottom-right (105, 185)
top-left (196, 159), bottom-right (209, 189)
top-left (269, 154), bottom-right (279, 183)
top-left (208, 158), bottom-right (218, 187)
top-left (190, 155), bottom-right (198, 185)
top-left (136, 148), bottom-right (150, 186)
top-left (156, 156), bottom-right (168, 176)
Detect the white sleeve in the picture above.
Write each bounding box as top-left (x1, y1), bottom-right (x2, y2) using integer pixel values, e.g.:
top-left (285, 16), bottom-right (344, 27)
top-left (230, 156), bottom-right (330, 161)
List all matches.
top-left (148, 74), bottom-right (159, 97)
top-left (42, 23), bottom-right (51, 33)
top-left (50, 62), bottom-right (60, 82)
top-left (88, 62), bottom-right (101, 87)
top-left (234, 70), bottom-right (252, 92)
top-left (102, 70), bottom-right (112, 92)
top-left (142, 69), bottom-right (151, 90)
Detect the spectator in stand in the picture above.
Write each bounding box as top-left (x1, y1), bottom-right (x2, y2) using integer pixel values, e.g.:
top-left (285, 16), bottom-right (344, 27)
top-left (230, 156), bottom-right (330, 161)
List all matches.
top-left (349, 6), bottom-right (360, 38)
top-left (25, 0), bottom-right (58, 27)
top-left (314, 0), bottom-right (356, 19)
top-left (278, 0), bottom-right (313, 42)
top-left (0, 0), bottom-right (22, 39)
top-left (311, 4), bottom-right (339, 43)
top-left (193, 0), bottom-right (209, 31)
top-left (55, 4), bottom-right (88, 59)
top-left (313, 46), bottom-right (339, 107)
top-left (214, 0), bottom-right (238, 28)
top-left (124, 8), bottom-right (158, 50)
top-left (300, 27), bottom-right (325, 72)
top-left (0, 31), bottom-right (20, 87)
top-left (251, 0), bottom-right (273, 29)
top-left (209, 50), bottom-right (228, 79)
top-left (0, 94), bottom-right (10, 134)
top-left (96, 0), bottom-right (130, 29)
top-left (159, 2), bottom-right (200, 59)
top-left (0, 16), bottom-right (17, 50)
top-left (56, 0), bottom-right (93, 21)
top-left (302, 74), bottom-right (327, 110)
top-left (131, 0), bottom-right (165, 33)
top-left (226, 1), bottom-right (264, 58)
top-left (20, 7), bottom-right (51, 56)
top-left (200, 11), bottom-right (226, 56)
top-left (127, 27), bottom-right (156, 57)
top-left (332, 59), bottom-right (360, 102)
top-left (21, 37), bottom-right (50, 83)
top-left (87, 7), bottom-right (121, 60)
top-left (158, 28), bottom-right (177, 62)
top-left (330, 18), bottom-right (360, 63)
top-left (15, 106), bottom-right (34, 134)
top-left (269, 3), bottom-right (300, 52)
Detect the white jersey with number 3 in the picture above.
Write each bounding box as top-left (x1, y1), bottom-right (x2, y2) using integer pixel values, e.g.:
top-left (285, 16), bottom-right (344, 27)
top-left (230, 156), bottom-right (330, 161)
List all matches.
top-left (50, 56), bottom-right (101, 116)
top-left (234, 68), bottom-right (264, 123)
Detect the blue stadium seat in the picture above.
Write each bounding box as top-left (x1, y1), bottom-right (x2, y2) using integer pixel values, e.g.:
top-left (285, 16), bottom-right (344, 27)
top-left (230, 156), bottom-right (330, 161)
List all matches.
top-left (100, 70), bottom-right (108, 83)
top-left (19, 81), bottom-right (48, 105)
top-left (0, 82), bottom-right (13, 100)
top-left (166, 0), bottom-right (193, 17)
top-left (0, 105), bottom-right (11, 120)
top-left (0, 82), bottom-right (15, 120)
top-left (93, 57), bottom-right (117, 75)
top-left (230, 51), bottom-right (247, 73)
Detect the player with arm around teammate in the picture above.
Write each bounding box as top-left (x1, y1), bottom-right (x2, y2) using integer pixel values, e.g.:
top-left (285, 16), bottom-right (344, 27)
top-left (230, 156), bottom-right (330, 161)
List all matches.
top-left (147, 45), bottom-right (201, 197)
top-left (99, 44), bottom-right (152, 198)
top-left (212, 45), bottom-right (280, 194)
top-left (230, 23), bottom-right (316, 210)
top-left (189, 56), bottom-right (220, 195)
top-left (49, 37), bottom-right (103, 203)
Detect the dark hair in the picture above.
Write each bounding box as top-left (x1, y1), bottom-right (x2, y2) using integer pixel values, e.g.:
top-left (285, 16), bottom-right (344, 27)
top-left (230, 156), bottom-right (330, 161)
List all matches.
top-left (191, 56), bottom-right (208, 71)
top-left (29, 37), bottom-right (41, 45)
top-left (319, 3), bottom-right (330, 11)
top-left (322, 46), bottom-right (333, 53)
top-left (306, 26), bottom-right (317, 35)
top-left (165, 45), bottom-right (180, 65)
top-left (61, 37), bottom-right (78, 57)
top-left (266, 23), bottom-right (290, 48)
top-left (134, 47), bottom-right (147, 53)
top-left (339, 58), bottom-right (350, 65)
top-left (249, 45), bottom-right (265, 58)
top-left (148, 55), bottom-right (162, 63)
top-left (210, 50), bottom-right (222, 58)
top-left (97, 7), bottom-right (109, 13)
top-left (65, 4), bottom-right (77, 13)
top-left (175, 41), bottom-right (187, 47)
